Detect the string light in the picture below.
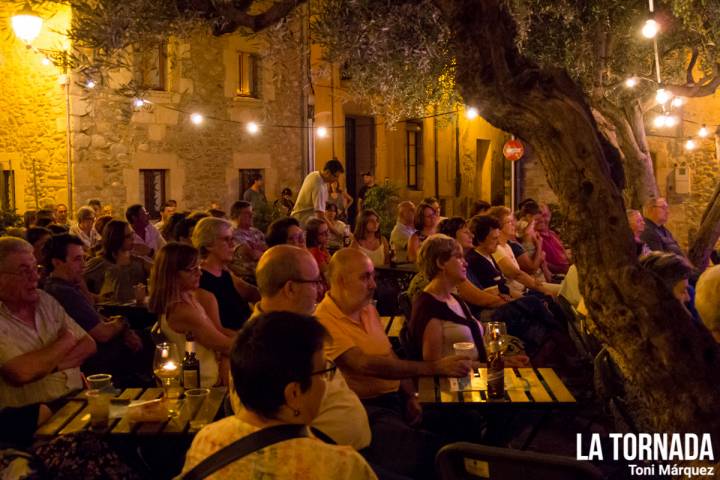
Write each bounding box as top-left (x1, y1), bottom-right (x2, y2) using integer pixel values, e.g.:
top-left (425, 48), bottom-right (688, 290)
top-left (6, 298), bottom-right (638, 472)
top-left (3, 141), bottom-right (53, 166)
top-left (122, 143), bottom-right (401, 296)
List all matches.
top-left (132, 98), bottom-right (145, 108)
top-left (698, 125), bottom-right (709, 138)
top-left (85, 80), bottom-right (96, 89)
top-left (665, 115), bottom-right (679, 127)
top-left (190, 113), bottom-right (204, 125)
top-left (685, 139), bottom-right (696, 150)
top-left (465, 107), bottom-right (479, 120)
top-left (625, 77), bottom-right (638, 88)
top-left (41, 57), bottom-right (51, 66)
top-left (653, 115), bottom-right (667, 128)
top-left (316, 126), bottom-right (328, 138)
top-left (642, 18), bottom-right (659, 38)
top-left (246, 122), bottom-right (259, 134)
top-left (656, 88), bottom-right (671, 105)
top-left (671, 97), bottom-right (684, 108)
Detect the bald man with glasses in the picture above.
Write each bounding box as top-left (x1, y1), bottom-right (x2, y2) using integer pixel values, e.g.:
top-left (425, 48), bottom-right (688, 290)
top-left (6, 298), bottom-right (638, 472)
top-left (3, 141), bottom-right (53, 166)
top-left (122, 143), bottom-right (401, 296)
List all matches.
top-left (641, 197), bottom-right (684, 257)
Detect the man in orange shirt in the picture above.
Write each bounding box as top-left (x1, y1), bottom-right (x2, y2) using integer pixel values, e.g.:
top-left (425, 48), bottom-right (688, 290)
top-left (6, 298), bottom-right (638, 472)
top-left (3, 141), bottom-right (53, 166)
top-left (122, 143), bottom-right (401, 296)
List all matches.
top-left (315, 248), bottom-right (471, 479)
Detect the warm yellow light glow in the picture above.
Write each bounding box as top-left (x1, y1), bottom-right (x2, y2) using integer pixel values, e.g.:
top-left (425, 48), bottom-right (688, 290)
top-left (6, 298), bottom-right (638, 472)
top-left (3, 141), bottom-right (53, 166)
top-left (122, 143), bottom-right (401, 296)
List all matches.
top-left (246, 122), bottom-right (259, 134)
top-left (653, 115), bottom-right (666, 128)
top-left (642, 18), bottom-right (659, 38)
top-left (625, 77), bottom-right (638, 88)
top-left (671, 97), bottom-right (684, 108)
top-left (85, 80), bottom-right (96, 89)
top-left (685, 139), bottom-right (696, 150)
top-left (11, 4), bottom-right (43, 44)
top-left (698, 125), bottom-right (709, 138)
top-left (656, 88), bottom-right (671, 104)
top-left (317, 126), bottom-right (328, 138)
top-left (665, 115), bottom-right (678, 127)
top-left (133, 98), bottom-right (145, 109)
top-left (465, 107), bottom-right (479, 120)
top-left (190, 113), bottom-right (204, 125)
top-left (41, 57), bottom-right (51, 66)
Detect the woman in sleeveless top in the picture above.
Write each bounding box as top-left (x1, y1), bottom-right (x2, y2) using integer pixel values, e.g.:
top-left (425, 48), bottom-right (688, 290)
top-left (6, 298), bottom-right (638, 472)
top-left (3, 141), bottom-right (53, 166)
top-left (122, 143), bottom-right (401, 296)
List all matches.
top-left (407, 202), bottom-right (437, 263)
top-left (149, 243), bottom-right (235, 387)
top-left (408, 234), bottom-right (528, 367)
top-left (350, 209), bottom-right (389, 267)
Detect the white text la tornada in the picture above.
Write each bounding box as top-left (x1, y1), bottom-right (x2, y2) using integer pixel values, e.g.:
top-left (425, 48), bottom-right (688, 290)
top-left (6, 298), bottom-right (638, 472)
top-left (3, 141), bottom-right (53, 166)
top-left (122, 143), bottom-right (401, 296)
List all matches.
top-left (576, 433), bottom-right (714, 461)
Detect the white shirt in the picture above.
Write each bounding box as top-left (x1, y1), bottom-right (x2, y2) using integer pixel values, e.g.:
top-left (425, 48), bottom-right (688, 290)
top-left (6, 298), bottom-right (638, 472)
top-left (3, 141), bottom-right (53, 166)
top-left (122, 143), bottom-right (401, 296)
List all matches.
top-left (0, 291), bottom-right (87, 407)
top-left (132, 223), bottom-right (166, 254)
top-left (390, 222), bottom-right (416, 262)
top-left (291, 172), bottom-right (328, 226)
top-left (69, 224), bottom-right (101, 250)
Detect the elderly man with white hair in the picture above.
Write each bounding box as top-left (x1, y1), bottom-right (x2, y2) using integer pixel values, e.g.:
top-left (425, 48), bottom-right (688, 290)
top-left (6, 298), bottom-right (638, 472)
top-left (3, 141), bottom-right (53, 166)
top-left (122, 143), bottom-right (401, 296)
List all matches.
top-left (695, 265), bottom-right (720, 342)
top-left (0, 237), bottom-right (96, 443)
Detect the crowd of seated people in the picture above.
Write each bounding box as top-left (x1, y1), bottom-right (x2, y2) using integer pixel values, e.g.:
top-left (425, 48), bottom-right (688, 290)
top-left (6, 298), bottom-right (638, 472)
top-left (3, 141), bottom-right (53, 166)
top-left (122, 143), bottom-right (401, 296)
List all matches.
top-left (2, 190), bottom-right (719, 479)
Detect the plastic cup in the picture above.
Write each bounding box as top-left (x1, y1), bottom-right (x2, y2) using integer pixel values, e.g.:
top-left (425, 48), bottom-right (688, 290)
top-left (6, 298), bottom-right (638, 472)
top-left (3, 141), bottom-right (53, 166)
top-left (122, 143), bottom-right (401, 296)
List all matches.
top-left (185, 388), bottom-right (210, 415)
top-left (453, 342), bottom-right (476, 390)
top-left (87, 373), bottom-right (113, 392)
top-left (86, 389), bottom-right (110, 429)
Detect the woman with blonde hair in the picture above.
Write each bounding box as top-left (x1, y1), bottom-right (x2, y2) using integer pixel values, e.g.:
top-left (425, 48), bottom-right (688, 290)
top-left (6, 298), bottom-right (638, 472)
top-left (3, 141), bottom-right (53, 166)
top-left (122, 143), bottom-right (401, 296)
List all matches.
top-left (148, 242), bottom-right (234, 387)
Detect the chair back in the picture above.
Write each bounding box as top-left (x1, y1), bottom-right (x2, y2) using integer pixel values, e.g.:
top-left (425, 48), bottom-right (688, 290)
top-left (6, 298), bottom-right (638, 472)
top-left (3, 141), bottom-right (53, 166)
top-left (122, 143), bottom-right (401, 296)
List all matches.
top-left (436, 442), bottom-right (605, 480)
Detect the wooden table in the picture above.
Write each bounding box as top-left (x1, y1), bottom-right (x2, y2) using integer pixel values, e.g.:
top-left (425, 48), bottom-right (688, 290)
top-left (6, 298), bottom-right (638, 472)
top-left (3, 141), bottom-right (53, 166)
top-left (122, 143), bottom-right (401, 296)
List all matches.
top-left (36, 387), bottom-right (227, 439)
top-left (419, 368), bottom-right (576, 406)
top-left (419, 368), bottom-right (576, 449)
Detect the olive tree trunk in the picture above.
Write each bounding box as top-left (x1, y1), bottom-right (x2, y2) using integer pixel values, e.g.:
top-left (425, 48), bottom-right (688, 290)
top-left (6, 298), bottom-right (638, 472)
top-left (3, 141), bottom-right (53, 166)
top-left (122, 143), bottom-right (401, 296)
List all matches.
top-left (438, 0), bottom-right (720, 441)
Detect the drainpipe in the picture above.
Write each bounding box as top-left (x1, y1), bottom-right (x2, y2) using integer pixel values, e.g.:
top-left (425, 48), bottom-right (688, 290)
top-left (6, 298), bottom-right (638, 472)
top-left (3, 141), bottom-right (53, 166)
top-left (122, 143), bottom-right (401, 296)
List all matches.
top-left (433, 105), bottom-right (439, 198)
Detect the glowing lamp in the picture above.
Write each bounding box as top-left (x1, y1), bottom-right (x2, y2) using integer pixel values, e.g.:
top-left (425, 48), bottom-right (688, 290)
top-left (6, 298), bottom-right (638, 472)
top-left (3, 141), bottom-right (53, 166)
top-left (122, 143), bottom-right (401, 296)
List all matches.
top-left (698, 125), bottom-right (709, 138)
top-left (246, 122), bottom-right (259, 134)
top-left (656, 88), bottom-right (671, 105)
top-left (190, 113), bottom-right (204, 125)
top-left (625, 77), bottom-right (638, 88)
top-left (653, 115), bottom-right (667, 128)
top-left (11, 3), bottom-right (42, 45)
top-left (665, 115), bottom-right (678, 127)
top-left (642, 18), bottom-right (659, 39)
top-left (465, 107), bottom-right (479, 120)
top-left (685, 139), bottom-right (696, 150)
top-left (317, 126), bottom-right (328, 138)
top-left (671, 97), bottom-right (684, 108)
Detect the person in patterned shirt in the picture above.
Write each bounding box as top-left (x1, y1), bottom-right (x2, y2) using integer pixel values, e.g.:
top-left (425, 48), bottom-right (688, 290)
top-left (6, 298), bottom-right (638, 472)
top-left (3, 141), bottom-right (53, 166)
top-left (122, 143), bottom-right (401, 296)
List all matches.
top-left (229, 200), bottom-right (267, 284)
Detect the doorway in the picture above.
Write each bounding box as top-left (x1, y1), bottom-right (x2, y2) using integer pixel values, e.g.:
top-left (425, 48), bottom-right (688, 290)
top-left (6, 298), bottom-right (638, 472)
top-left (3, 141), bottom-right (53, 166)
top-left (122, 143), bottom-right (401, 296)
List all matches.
top-left (345, 115), bottom-right (375, 224)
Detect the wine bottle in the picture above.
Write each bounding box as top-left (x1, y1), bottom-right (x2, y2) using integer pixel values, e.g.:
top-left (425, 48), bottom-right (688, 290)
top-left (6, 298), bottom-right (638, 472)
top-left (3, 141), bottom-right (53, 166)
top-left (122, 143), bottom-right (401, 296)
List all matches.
top-left (182, 332), bottom-right (200, 389)
top-left (486, 331), bottom-right (505, 400)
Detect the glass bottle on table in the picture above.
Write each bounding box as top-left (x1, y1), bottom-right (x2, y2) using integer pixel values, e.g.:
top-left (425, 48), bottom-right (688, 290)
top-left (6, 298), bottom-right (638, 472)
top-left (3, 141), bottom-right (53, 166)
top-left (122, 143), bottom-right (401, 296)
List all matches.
top-left (485, 327), bottom-right (505, 400)
top-left (182, 332), bottom-right (201, 389)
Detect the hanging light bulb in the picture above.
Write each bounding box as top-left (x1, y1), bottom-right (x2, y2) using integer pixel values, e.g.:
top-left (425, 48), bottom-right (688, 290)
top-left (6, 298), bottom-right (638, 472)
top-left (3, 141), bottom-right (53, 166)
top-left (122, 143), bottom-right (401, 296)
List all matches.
top-left (316, 126), bottom-right (328, 138)
top-left (698, 125), bottom-right (709, 138)
top-left (653, 115), bottom-right (667, 128)
top-left (133, 98), bottom-right (145, 109)
top-left (190, 113), bottom-right (204, 125)
top-left (656, 88), bottom-right (671, 105)
top-left (11, 3), bottom-right (43, 45)
top-left (665, 115), bottom-right (679, 127)
top-left (671, 97), bottom-right (684, 108)
top-left (465, 107), bottom-right (479, 120)
top-left (246, 122), bottom-right (259, 134)
top-left (685, 139), bottom-right (696, 150)
top-left (625, 77), bottom-right (638, 88)
top-left (642, 18), bottom-right (659, 38)
top-left (41, 57), bottom-right (51, 66)
top-left (85, 80), bottom-right (96, 89)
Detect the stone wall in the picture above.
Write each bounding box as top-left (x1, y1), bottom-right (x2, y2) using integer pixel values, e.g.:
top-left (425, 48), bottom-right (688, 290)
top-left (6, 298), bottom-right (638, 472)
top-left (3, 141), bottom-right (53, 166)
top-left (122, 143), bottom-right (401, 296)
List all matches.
top-left (0, 4), bottom-right (71, 211)
top-left (71, 18), bottom-right (305, 216)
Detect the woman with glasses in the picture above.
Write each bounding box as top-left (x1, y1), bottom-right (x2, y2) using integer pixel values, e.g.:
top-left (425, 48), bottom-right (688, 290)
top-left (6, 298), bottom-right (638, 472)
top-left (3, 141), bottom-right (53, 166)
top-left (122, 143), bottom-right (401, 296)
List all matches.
top-left (192, 217), bottom-right (259, 331)
top-left (407, 202), bottom-right (437, 263)
top-left (182, 311), bottom-right (376, 479)
top-left (265, 216), bottom-right (305, 248)
top-left (149, 243), bottom-right (234, 387)
top-left (351, 209), bottom-right (389, 267)
top-left (305, 218), bottom-right (331, 274)
top-left (84, 220), bottom-right (151, 303)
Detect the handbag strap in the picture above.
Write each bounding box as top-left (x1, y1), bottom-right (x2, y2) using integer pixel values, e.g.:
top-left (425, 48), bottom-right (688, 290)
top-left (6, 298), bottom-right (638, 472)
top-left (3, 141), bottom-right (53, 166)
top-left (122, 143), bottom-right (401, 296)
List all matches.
top-left (180, 424), bottom-right (309, 480)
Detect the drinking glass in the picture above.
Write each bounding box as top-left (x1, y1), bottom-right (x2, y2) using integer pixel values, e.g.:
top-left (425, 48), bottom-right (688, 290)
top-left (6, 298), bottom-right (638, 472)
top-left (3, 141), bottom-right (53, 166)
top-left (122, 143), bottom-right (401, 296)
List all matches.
top-left (153, 343), bottom-right (181, 407)
top-left (483, 321), bottom-right (507, 350)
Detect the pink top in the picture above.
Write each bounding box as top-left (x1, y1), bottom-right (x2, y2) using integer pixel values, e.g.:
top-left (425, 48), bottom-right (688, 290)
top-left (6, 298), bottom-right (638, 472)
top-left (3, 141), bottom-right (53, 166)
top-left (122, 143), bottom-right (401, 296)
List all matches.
top-left (539, 230), bottom-right (569, 274)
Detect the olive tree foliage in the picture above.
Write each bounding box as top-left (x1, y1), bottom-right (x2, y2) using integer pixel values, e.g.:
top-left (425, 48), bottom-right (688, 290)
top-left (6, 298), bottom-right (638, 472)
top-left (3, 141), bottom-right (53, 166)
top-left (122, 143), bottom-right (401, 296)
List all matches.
top-left (312, 0), bottom-right (459, 124)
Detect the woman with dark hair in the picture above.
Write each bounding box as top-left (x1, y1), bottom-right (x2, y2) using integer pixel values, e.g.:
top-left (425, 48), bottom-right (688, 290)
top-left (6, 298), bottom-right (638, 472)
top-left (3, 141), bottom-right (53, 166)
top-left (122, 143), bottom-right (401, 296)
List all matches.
top-left (26, 227), bottom-right (52, 263)
top-left (325, 203), bottom-right (349, 250)
top-left (265, 216), bottom-right (305, 248)
top-left (161, 211), bottom-right (188, 241)
top-left (306, 217), bottom-right (331, 273)
top-left (84, 220), bottom-right (151, 302)
top-left (407, 202), bottom-right (437, 262)
top-left (273, 187), bottom-right (295, 217)
top-left (149, 243), bottom-right (233, 387)
top-left (175, 211), bottom-right (209, 244)
top-left (350, 209), bottom-right (389, 266)
top-left (182, 312), bottom-right (376, 479)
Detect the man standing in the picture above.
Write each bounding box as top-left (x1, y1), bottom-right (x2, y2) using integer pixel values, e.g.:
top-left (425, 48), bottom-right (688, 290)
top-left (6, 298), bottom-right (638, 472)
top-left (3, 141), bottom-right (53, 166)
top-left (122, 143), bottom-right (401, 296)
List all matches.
top-left (389, 201), bottom-right (416, 263)
top-left (126, 204), bottom-right (166, 258)
top-left (252, 245), bottom-right (371, 450)
top-left (641, 197), bottom-right (684, 257)
top-left (54, 204), bottom-right (70, 229)
top-left (291, 159), bottom-right (345, 226)
top-left (43, 234), bottom-right (145, 386)
top-left (357, 172), bottom-right (376, 212)
top-left (242, 173), bottom-right (268, 212)
top-left (315, 248), bottom-right (471, 479)
top-left (0, 237), bottom-right (96, 439)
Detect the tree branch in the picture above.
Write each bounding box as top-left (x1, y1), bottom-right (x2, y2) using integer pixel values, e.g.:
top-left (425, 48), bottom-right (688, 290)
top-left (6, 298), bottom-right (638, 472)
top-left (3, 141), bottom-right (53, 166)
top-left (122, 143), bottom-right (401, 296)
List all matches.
top-left (686, 47), bottom-right (699, 85)
top-left (211, 0), bottom-right (303, 35)
top-left (668, 69), bottom-right (720, 98)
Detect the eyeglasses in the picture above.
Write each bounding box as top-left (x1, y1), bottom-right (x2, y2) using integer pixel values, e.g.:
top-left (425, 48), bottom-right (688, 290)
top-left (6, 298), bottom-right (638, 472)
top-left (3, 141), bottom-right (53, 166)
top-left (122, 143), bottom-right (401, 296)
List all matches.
top-left (311, 360), bottom-right (337, 381)
top-left (0, 265), bottom-right (40, 279)
top-left (290, 277), bottom-right (324, 287)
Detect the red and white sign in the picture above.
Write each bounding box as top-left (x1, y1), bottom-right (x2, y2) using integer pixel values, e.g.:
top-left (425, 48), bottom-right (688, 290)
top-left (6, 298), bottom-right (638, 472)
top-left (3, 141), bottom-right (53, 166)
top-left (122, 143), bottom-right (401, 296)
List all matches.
top-left (503, 139), bottom-right (524, 161)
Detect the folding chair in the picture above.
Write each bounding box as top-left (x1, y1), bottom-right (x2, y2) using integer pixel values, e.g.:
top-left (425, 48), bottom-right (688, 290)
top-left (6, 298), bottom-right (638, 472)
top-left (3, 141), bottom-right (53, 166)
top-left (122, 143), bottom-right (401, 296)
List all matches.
top-left (436, 442), bottom-right (605, 480)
